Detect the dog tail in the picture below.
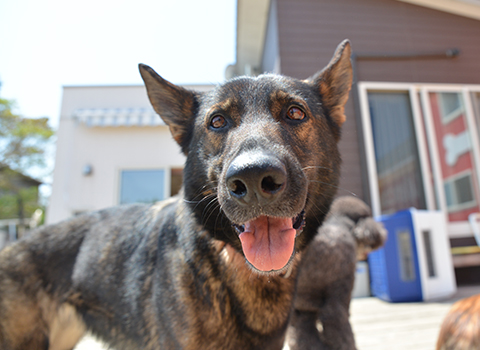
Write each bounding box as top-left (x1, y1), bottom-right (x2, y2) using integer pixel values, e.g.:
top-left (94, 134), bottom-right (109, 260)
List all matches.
top-left (327, 196), bottom-right (387, 256)
top-left (353, 217), bottom-right (387, 252)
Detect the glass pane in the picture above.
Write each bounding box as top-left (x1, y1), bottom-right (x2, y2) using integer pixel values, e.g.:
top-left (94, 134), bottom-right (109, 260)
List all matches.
top-left (422, 230), bottom-right (436, 278)
top-left (428, 92), bottom-right (480, 222)
top-left (438, 92), bottom-right (464, 124)
top-left (396, 229), bottom-right (416, 282)
top-left (368, 92), bottom-right (426, 214)
top-left (120, 169), bottom-right (165, 204)
top-left (443, 182), bottom-right (454, 208)
top-left (456, 175), bottom-right (474, 204)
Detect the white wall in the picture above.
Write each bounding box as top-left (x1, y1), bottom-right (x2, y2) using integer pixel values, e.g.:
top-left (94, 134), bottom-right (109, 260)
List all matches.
top-left (46, 84), bottom-right (210, 224)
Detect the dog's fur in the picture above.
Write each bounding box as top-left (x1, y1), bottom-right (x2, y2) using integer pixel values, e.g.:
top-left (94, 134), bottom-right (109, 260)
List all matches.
top-left (436, 293), bottom-right (480, 350)
top-left (0, 40), bottom-right (352, 350)
top-left (286, 196), bottom-right (386, 350)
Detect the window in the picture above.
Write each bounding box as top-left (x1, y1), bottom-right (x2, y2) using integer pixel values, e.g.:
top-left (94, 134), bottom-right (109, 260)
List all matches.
top-left (422, 230), bottom-right (436, 278)
top-left (120, 169), bottom-right (166, 204)
top-left (367, 91), bottom-right (426, 214)
top-left (360, 83), bottom-right (480, 232)
top-left (438, 92), bottom-right (464, 124)
top-left (427, 91), bottom-right (480, 222)
top-left (444, 172), bottom-right (476, 212)
top-left (396, 229), bottom-right (416, 282)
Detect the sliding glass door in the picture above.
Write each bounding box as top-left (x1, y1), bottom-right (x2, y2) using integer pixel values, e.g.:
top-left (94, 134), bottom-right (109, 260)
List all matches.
top-left (359, 83), bottom-right (480, 235)
top-left (368, 91), bottom-right (426, 215)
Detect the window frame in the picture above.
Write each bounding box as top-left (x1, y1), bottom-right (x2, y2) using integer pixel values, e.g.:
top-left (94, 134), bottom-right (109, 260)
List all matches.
top-left (438, 92), bottom-right (465, 125)
top-left (443, 170), bottom-right (477, 213)
top-left (359, 82), bottom-right (480, 238)
top-left (116, 167), bottom-right (172, 205)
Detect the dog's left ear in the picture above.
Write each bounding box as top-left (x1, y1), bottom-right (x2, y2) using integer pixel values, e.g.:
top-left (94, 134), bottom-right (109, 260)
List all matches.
top-left (307, 40), bottom-right (353, 127)
top-left (139, 64), bottom-right (199, 154)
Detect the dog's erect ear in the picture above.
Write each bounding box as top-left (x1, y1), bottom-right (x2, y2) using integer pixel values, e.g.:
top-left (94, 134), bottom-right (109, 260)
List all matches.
top-left (139, 64), bottom-right (199, 154)
top-left (307, 40), bottom-right (353, 127)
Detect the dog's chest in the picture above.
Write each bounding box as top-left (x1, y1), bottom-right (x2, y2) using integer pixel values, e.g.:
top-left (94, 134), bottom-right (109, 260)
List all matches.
top-left (177, 246), bottom-right (296, 349)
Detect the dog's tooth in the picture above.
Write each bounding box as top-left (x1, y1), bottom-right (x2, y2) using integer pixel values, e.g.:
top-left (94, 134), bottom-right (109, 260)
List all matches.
top-left (292, 209), bottom-right (306, 230)
top-left (282, 263), bottom-right (294, 278)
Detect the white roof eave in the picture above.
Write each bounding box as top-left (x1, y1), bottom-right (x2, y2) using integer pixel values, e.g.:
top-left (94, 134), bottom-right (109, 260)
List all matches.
top-left (72, 107), bottom-right (165, 127)
top-left (235, 0), bottom-right (271, 76)
top-left (397, 0), bottom-right (480, 21)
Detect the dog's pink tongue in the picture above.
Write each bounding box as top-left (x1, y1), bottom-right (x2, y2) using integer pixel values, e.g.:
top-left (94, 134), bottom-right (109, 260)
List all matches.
top-left (239, 216), bottom-right (296, 272)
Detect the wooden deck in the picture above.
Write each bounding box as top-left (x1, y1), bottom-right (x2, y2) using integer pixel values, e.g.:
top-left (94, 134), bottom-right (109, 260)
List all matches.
top-left (351, 285), bottom-right (480, 350)
top-left (75, 285), bottom-right (480, 350)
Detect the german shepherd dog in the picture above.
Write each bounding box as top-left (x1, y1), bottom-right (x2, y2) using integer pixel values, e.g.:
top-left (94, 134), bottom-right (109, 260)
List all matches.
top-left (0, 40), bottom-right (352, 350)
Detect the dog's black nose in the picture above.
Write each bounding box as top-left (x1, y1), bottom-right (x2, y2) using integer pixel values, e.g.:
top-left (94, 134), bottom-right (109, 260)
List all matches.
top-left (226, 152), bottom-right (287, 206)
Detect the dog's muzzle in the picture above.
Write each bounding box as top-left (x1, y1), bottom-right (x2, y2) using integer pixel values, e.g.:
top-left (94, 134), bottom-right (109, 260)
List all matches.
top-left (221, 150), bottom-right (307, 273)
top-left (226, 151), bottom-right (287, 207)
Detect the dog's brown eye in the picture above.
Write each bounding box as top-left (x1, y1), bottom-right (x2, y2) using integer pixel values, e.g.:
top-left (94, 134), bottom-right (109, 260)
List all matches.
top-left (287, 107), bottom-right (305, 121)
top-left (210, 115), bottom-right (227, 129)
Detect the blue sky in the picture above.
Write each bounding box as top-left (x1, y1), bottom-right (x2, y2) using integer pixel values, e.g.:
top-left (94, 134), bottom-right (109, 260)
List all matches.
top-left (0, 0), bottom-right (237, 128)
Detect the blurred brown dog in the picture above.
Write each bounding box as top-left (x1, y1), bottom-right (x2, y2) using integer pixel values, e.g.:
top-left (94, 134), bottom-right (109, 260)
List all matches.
top-left (436, 293), bottom-right (480, 350)
top-left (286, 196), bottom-right (387, 350)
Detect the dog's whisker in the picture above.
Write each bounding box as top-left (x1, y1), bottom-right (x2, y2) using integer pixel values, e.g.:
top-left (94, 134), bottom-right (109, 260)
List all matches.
top-left (213, 206), bottom-right (230, 239)
top-left (188, 182), bottom-right (217, 197)
top-left (204, 206), bottom-right (223, 234)
top-left (303, 192), bottom-right (334, 227)
top-left (201, 197), bottom-right (221, 225)
top-left (186, 184), bottom-right (217, 203)
top-left (200, 197), bottom-right (218, 218)
top-left (302, 165), bottom-right (333, 171)
top-left (307, 180), bottom-right (357, 197)
top-left (185, 186), bottom-right (219, 213)
top-left (185, 192), bottom-right (215, 207)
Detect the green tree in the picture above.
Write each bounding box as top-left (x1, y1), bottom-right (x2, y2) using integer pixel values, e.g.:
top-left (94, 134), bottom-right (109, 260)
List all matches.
top-left (0, 97), bottom-right (54, 234)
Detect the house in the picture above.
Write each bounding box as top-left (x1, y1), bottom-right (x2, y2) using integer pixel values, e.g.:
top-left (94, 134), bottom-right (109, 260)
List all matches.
top-left (48, 0), bottom-right (480, 284)
top-left (47, 84), bottom-right (212, 224)
top-left (229, 0), bottom-right (480, 283)
top-left (0, 165), bottom-right (43, 246)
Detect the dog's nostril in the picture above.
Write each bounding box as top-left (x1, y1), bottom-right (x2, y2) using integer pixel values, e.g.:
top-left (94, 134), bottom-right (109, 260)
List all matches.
top-left (261, 176), bottom-right (283, 194)
top-left (231, 180), bottom-right (247, 197)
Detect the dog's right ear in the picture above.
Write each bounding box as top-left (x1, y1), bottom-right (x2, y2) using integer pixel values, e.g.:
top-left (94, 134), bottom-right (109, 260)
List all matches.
top-left (306, 40), bottom-right (352, 129)
top-left (139, 64), bottom-right (199, 154)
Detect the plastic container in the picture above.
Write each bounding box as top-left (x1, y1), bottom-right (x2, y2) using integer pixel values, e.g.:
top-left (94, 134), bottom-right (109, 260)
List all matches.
top-left (369, 209), bottom-right (456, 302)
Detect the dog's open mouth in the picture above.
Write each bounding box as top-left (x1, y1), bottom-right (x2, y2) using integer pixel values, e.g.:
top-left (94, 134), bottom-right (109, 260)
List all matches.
top-left (233, 210), bottom-right (305, 272)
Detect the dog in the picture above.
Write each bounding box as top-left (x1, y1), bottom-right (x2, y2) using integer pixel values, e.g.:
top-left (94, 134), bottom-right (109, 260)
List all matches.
top-left (285, 196), bottom-right (386, 350)
top-left (0, 40), bottom-right (352, 350)
top-left (436, 293), bottom-right (480, 350)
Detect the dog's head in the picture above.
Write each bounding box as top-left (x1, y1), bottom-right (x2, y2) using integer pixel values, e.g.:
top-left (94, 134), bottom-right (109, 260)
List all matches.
top-left (139, 40), bottom-right (352, 274)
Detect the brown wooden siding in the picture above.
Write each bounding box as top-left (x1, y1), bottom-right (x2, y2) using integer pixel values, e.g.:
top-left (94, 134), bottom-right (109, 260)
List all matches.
top-left (275, 0), bottom-right (480, 203)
